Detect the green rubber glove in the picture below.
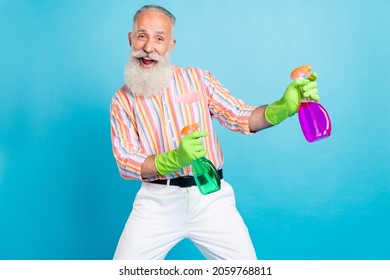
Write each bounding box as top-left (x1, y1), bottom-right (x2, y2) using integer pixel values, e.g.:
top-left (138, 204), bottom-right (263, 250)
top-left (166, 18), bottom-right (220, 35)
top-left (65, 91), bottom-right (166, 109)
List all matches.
top-left (265, 73), bottom-right (319, 125)
top-left (155, 130), bottom-right (209, 175)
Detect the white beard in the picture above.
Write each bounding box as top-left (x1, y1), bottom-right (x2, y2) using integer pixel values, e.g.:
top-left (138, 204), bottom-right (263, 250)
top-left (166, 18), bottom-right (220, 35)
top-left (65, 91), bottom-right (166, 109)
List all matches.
top-left (124, 49), bottom-right (172, 97)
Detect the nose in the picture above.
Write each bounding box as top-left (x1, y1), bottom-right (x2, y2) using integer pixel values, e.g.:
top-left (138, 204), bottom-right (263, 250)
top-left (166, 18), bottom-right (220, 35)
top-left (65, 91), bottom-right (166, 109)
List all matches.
top-left (143, 39), bottom-right (154, 53)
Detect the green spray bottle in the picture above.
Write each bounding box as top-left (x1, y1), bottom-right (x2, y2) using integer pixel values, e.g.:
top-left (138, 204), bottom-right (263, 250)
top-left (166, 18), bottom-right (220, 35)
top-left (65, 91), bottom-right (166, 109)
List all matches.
top-left (181, 124), bottom-right (221, 195)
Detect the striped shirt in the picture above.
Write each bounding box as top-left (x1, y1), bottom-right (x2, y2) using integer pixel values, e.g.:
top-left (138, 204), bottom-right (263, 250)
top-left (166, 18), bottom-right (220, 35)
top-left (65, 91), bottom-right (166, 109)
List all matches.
top-left (110, 66), bottom-right (256, 181)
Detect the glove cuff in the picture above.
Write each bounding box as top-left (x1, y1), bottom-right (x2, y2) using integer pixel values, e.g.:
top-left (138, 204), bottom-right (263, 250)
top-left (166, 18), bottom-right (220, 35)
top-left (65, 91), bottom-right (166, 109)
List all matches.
top-left (155, 150), bottom-right (181, 176)
top-left (265, 100), bottom-right (292, 125)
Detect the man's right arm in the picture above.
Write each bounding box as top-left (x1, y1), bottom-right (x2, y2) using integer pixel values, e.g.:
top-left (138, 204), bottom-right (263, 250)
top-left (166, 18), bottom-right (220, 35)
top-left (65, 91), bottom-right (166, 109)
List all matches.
top-left (141, 155), bottom-right (159, 179)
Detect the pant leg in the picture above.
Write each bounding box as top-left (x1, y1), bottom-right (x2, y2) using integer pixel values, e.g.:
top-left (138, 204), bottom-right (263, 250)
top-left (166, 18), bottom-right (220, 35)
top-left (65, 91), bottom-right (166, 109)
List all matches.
top-left (113, 182), bottom-right (189, 260)
top-left (188, 180), bottom-right (257, 260)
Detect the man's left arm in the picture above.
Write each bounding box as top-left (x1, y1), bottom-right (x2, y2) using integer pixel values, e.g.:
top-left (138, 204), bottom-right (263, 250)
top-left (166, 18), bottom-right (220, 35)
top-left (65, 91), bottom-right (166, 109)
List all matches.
top-left (248, 105), bottom-right (272, 132)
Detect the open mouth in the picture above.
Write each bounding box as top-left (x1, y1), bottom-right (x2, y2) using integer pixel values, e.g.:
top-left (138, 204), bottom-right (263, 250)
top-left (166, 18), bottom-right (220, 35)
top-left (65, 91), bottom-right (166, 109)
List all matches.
top-left (140, 57), bottom-right (156, 67)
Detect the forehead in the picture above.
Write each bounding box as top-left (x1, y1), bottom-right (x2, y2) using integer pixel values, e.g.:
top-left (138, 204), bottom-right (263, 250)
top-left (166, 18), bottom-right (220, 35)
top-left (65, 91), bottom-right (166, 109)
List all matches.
top-left (133, 10), bottom-right (173, 34)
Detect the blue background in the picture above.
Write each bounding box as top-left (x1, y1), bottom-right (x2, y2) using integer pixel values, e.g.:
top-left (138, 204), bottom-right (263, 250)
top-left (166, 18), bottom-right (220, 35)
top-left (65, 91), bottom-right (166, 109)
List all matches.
top-left (1, 0), bottom-right (389, 260)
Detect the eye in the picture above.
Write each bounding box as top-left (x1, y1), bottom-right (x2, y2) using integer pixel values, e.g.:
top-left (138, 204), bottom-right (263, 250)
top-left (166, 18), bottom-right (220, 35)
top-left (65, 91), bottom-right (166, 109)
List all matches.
top-left (137, 33), bottom-right (147, 40)
top-left (155, 36), bottom-right (164, 43)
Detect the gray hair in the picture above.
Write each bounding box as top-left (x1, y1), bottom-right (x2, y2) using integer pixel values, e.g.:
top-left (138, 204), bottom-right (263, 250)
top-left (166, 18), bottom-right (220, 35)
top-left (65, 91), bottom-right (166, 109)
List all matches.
top-left (133, 5), bottom-right (176, 25)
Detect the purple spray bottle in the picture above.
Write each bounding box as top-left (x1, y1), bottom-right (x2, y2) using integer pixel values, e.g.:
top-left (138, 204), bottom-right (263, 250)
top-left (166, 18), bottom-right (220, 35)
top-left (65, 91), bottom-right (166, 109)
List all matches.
top-left (291, 65), bottom-right (332, 143)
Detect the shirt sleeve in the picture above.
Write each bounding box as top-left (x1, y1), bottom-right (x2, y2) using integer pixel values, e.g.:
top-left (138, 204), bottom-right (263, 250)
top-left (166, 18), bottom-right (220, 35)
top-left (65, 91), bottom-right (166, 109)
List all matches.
top-left (110, 90), bottom-right (147, 180)
top-left (204, 71), bottom-right (256, 134)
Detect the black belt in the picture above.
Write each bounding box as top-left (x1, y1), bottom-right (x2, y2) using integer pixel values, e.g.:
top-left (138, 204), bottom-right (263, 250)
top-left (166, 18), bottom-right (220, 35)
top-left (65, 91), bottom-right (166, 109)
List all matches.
top-left (150, 169), bottom-right (223, 188)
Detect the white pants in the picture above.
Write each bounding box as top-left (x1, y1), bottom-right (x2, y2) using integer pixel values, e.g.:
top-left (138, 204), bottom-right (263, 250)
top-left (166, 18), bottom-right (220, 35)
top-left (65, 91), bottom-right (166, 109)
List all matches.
top-left (113, 180), bottom-right (257, 260)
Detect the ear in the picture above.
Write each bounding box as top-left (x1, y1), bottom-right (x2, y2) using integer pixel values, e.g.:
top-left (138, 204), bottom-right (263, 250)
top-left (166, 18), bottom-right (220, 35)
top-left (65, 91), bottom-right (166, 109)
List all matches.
top-left (128, 32), bottom-right (132, 47)
top-left (169, 39), bottom-right (176, 52)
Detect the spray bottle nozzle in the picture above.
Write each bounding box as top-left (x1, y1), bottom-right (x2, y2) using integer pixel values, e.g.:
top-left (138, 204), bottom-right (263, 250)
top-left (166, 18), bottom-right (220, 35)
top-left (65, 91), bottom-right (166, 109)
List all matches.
top-left (290, 65), bottom-right (313, 80)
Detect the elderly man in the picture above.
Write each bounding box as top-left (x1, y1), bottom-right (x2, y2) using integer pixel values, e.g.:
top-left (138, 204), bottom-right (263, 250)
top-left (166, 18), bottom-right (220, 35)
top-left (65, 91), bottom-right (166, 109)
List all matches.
top-left (110, 5), bottom-right (319, 260)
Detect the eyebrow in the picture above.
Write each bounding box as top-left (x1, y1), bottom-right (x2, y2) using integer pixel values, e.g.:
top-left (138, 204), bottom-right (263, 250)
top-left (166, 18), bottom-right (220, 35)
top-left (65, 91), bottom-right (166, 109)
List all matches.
top-left (136, 28), bottom-right (166, 35)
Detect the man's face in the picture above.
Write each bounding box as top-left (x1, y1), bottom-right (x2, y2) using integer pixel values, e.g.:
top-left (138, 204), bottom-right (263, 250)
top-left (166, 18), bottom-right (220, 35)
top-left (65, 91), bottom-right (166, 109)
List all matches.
top-left (129, 10), bottom-right (176, 69)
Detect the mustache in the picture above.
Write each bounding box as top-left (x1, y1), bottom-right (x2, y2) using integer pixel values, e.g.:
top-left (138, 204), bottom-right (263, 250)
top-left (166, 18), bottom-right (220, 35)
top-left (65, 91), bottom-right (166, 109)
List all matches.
top-left (131, 50), bottom-right (162, 61)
